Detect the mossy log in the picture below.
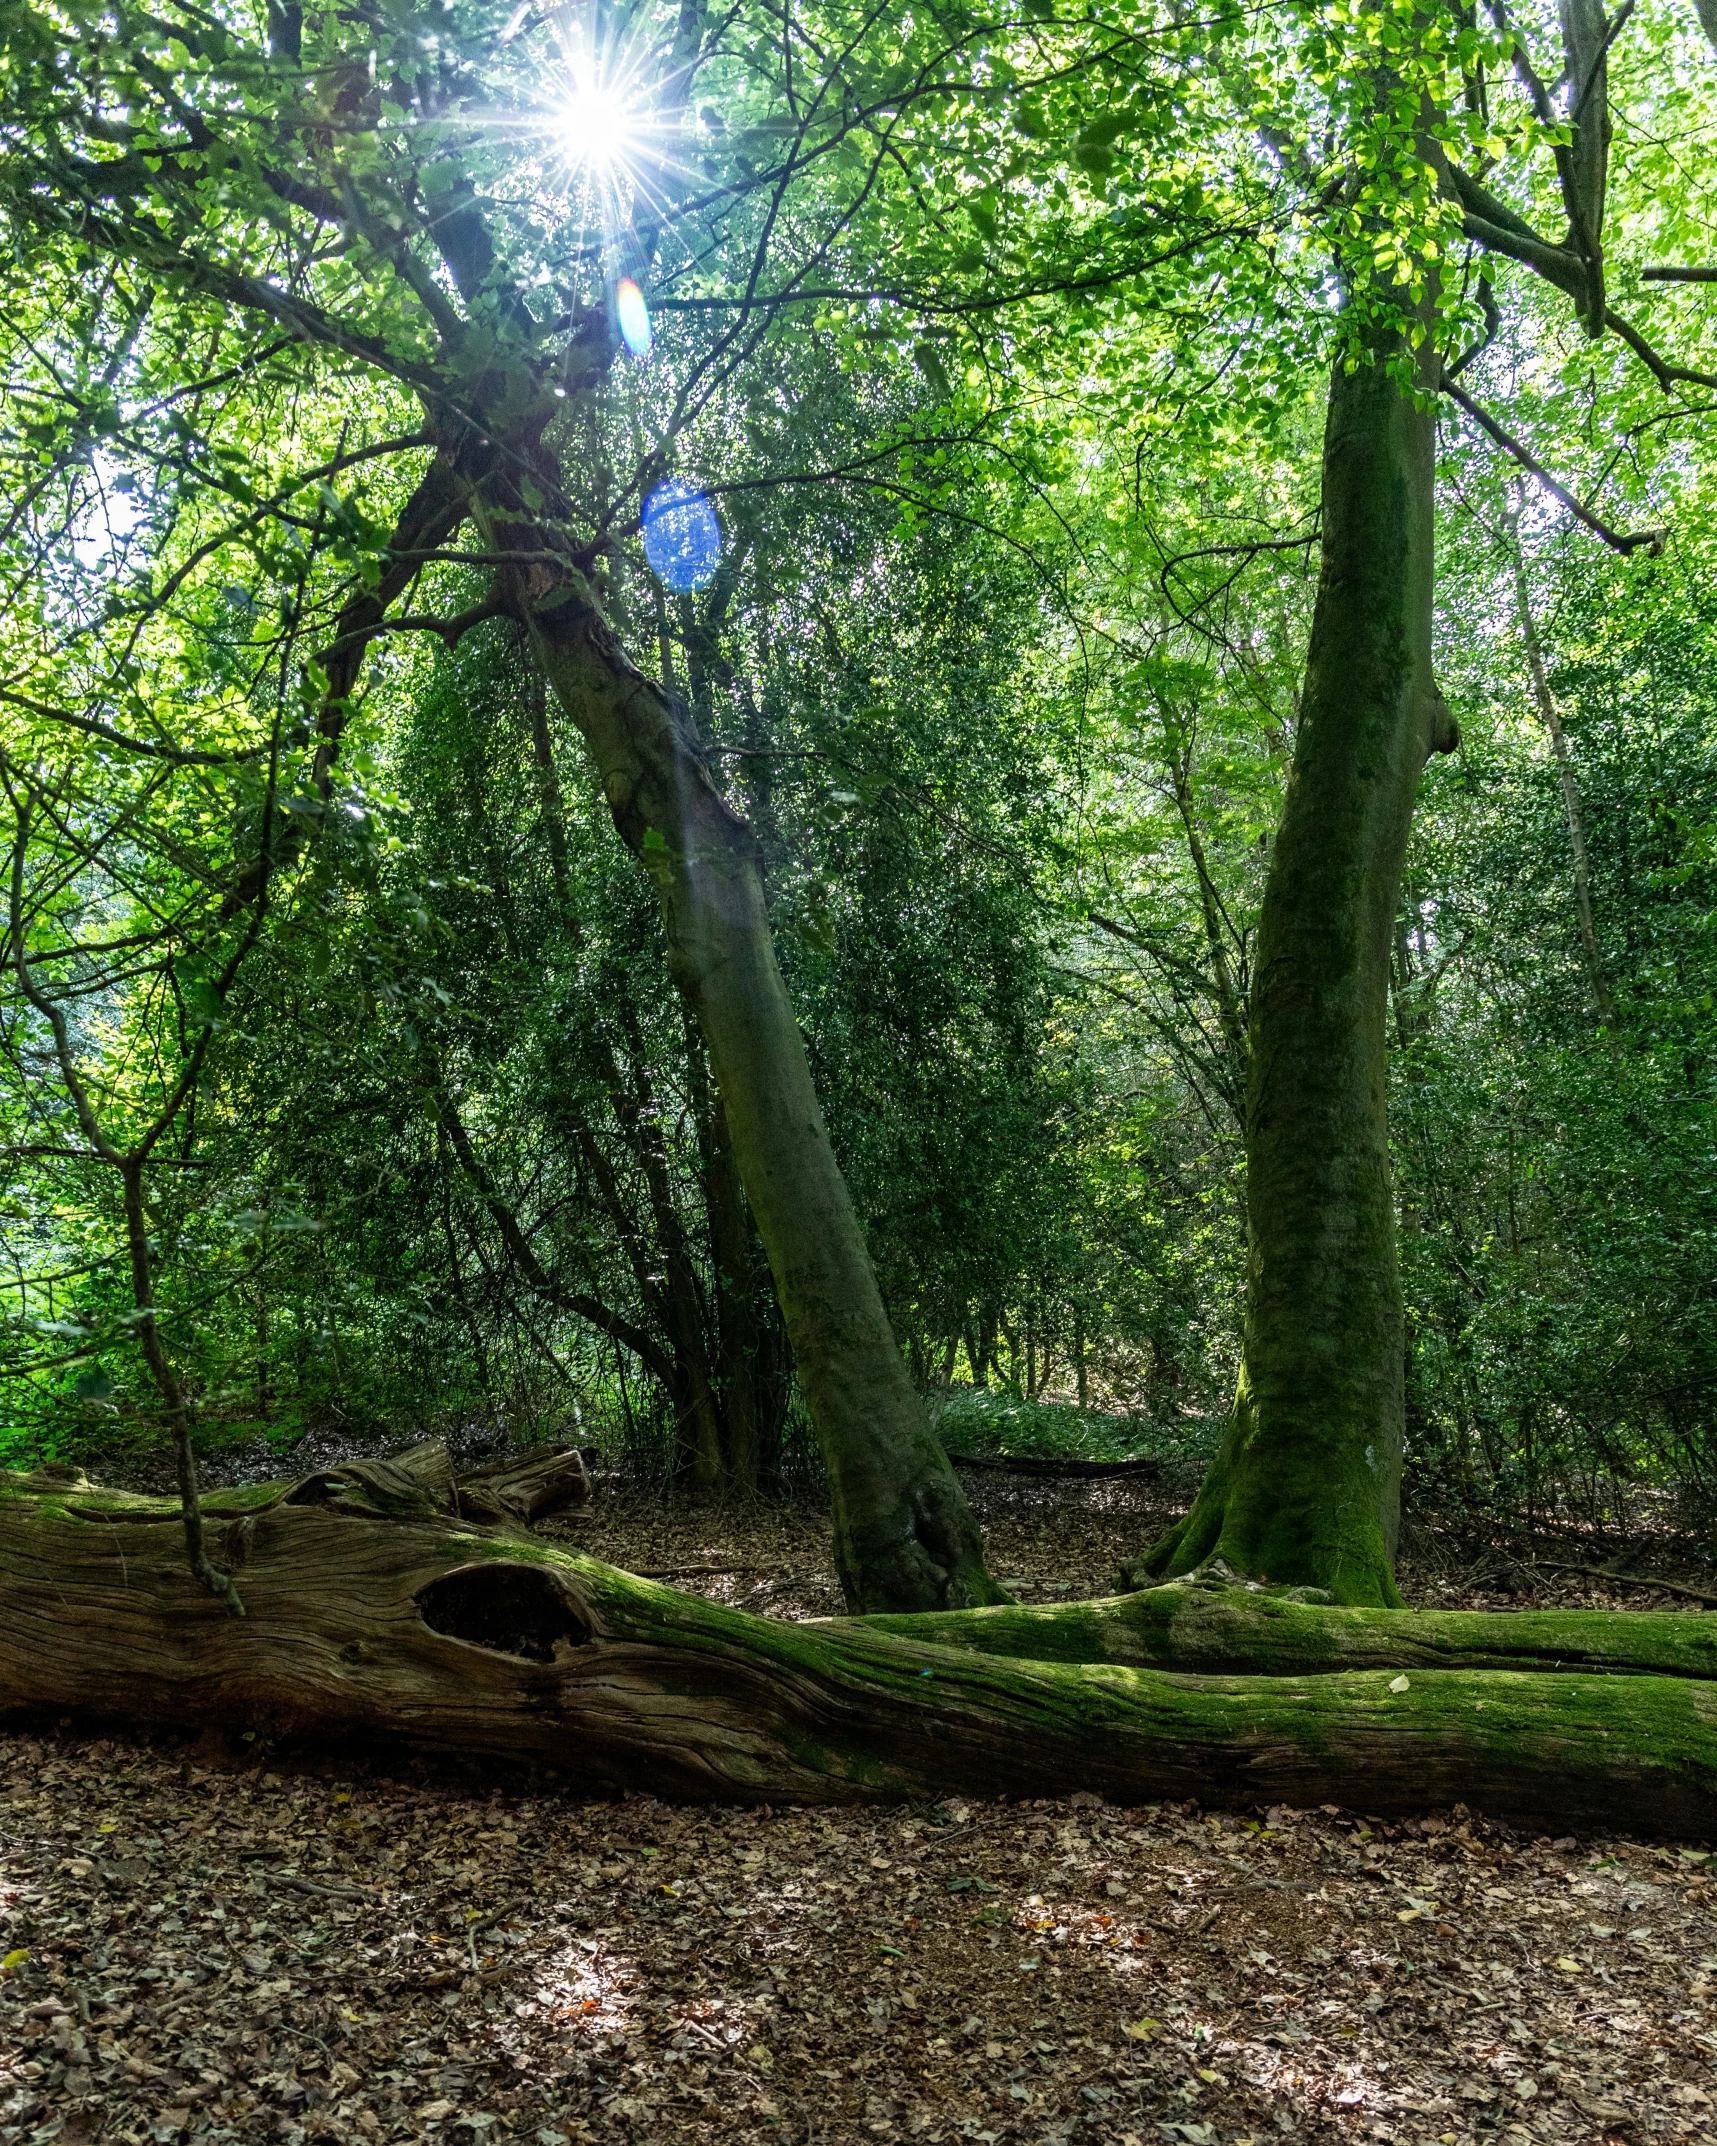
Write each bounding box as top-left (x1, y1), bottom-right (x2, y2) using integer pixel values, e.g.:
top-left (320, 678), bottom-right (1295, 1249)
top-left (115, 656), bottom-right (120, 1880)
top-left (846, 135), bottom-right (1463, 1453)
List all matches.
top-left (855, 1583), bottom-right (1717, 1680)
top-left (2, 1462), bottom-right (1715, 1828)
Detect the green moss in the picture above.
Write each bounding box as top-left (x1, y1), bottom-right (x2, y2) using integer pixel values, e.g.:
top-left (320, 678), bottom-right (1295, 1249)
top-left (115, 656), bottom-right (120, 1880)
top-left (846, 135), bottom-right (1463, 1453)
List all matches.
top-left (848, 1584), bottom-right (1717, 1682)
top-left (200, 1483), bottom-right (290, 1513)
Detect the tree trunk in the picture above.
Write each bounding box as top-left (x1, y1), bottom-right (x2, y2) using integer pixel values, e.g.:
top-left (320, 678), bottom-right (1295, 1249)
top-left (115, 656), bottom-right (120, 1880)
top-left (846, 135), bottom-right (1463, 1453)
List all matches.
top-left (1125, 333), bottom-right (1459, 1607)
top-left (695, 1069), bottom-right (776, 1494)
top-left (1162, 695), bottom-right (1250, 1110)
top-left (505, 566), bottom-right (1001, 1612)
top-left (2, 1462), bottom-right (1713, 1830)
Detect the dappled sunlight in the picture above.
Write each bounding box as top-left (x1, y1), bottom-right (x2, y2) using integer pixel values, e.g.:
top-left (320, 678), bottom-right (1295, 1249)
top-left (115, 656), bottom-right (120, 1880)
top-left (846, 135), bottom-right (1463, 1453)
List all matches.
top-left (522, 1930), bottom-right (641, 2038)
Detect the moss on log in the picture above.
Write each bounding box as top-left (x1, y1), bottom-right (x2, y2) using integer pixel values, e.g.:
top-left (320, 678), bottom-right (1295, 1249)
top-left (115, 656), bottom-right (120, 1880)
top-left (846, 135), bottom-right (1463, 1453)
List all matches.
top-left (2, 1464), bottom-right (1716, 1828)
top-left (854, 1582), bottom-right (1717, 1681)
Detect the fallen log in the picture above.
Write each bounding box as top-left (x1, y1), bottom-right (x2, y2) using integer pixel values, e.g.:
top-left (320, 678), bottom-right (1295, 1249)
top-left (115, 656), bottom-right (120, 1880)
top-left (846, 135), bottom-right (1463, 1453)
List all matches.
top-left (2, 1462), bottom-right (1715, 1827)
top-left (280, 1438), bottom-right (590, 1525)
top-left (854, 1582), bottom-right (1717, 1680)
top-left (452, 1443), bottom-right (591, 1525)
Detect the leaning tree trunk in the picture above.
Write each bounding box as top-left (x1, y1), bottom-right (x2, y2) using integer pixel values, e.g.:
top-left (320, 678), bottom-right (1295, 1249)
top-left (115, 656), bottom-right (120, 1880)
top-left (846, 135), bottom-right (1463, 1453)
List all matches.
top-left (1124, 327), bottom-right (1459, 1608)
top-left (2, 1458), bottom-right (1714, 1830)
top-left (451, 453), bottom-right (1001, 1617)
top-left (538, 623), bottom-right (992, 1617)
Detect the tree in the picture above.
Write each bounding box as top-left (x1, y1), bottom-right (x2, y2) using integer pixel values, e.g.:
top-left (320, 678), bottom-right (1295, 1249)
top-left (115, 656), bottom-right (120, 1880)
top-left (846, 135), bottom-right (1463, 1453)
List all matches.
top-left (1112, 0), bottom-right (1717, 1597)
top-left (0, 546), bottom-right (309, 1609)
top-left (0, 0), bottom-right (1015, 1610)
top-left (1126, 308), bottom-right (1457, 1604)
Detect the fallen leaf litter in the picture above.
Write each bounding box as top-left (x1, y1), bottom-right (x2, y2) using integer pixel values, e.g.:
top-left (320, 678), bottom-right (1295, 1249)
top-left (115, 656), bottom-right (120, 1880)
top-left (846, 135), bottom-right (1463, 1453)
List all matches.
top-left (1, 1475), bottom-right (1714, 2146)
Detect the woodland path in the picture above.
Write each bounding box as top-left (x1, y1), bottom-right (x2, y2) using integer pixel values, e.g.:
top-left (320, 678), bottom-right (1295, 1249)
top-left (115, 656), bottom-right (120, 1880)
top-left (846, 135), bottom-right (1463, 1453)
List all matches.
top-left (1, 1477), bottom-right (1715, 2146)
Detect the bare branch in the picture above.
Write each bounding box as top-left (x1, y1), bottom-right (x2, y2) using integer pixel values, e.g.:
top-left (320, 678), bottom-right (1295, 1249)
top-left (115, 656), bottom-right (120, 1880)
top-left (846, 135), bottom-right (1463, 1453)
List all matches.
top-left (1439, 375), bottom-right (1664, 555)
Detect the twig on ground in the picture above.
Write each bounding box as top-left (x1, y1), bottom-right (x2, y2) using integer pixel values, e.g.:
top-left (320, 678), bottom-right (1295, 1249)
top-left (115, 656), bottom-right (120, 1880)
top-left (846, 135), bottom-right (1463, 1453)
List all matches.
top-left (277, 1872), bottom-right (372, 1903)
top-left (923, 1819), bottom-right (1010, 1855)
top-left (1533, 1560), bottom-right (1717, 1608)
top-left (277, 2021), bottom-right (337, 2063)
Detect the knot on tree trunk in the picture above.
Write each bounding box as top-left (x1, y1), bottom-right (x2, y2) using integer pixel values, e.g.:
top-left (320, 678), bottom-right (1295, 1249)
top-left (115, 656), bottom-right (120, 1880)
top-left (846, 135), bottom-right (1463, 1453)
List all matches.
top-left (1422, 684), bottom-right (1461, 756)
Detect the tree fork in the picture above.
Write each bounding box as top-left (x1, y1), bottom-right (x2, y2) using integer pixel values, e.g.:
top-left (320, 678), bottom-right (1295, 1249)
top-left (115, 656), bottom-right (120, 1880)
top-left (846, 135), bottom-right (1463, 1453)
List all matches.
top-left (1, 1465), bottom-right (1714, 1830)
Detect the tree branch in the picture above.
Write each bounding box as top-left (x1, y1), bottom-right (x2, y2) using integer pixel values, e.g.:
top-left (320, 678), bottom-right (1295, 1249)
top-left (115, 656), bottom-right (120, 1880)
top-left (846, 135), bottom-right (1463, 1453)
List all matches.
top-left (0, 688), bottom-right (270, 766)
top-left (1438, 375), bottom-right (1664, 555)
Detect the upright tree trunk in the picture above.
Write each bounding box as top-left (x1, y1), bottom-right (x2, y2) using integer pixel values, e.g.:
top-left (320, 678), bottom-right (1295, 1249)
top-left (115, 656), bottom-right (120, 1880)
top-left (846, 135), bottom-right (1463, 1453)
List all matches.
top-left (119, 1158), bottom-right (244, 1618)
top-left (1162, 699), bottom-right (1250, 1109)
top-left (688, 1040), bottom-right (774, 1494)
top-left (1126, 331), bottom-right (1458, 1606)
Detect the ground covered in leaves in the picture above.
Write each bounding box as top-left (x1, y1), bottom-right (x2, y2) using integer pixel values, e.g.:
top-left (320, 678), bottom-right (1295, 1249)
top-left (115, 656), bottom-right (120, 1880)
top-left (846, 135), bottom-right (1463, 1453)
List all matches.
top-left (3, 1474), bottom-right (1716, 2146)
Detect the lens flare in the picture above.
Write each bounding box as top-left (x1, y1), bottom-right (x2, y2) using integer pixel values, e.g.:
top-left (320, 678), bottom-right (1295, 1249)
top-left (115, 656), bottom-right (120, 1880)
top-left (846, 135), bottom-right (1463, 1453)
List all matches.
top-left (615, 277), bottom-right (652, 361)
top-left (641, 479), bottom-right (722, 591)
top-left (562, 80), bottom-right (634, 169)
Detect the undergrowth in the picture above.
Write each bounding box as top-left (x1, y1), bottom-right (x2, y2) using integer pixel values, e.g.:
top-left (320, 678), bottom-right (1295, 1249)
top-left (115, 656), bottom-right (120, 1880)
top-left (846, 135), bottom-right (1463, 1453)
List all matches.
top-left (929, 1386), bottom-right (1223, 1468)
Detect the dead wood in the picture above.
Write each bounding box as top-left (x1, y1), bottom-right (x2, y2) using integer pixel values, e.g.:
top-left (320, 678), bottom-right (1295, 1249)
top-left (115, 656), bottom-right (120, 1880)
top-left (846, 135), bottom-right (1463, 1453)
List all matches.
top-left (2, 1455), bottom-right (1716, 1827)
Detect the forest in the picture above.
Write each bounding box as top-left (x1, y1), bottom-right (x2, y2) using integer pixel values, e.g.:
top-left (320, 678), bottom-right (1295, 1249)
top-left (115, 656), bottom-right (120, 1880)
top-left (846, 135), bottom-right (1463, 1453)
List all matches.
top-left (1, 0), bottom-right (1716, 2136)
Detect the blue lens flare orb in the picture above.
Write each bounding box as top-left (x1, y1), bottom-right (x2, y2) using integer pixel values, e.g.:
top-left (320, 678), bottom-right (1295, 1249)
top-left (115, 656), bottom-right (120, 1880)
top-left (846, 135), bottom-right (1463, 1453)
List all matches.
top-left (641, 478), bottom-right (722, 591)
top-left (615, 276), bottom-right (653, 361)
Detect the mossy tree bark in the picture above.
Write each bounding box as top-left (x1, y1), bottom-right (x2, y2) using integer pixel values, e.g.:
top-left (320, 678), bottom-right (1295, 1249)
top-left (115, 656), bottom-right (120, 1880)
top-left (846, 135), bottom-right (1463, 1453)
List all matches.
top-left (1124, 326), bottom-right (1458, 1608)
top-left (859, 1581), bottom-right (1717, 1680)
top-left (3, 1462), bottom-right (1715, 1830)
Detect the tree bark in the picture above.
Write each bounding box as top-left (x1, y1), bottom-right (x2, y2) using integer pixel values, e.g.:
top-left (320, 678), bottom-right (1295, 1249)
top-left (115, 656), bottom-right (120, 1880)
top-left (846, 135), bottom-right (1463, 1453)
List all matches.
top-left (455, 1444), bottom-right (591, 1525)
top-left (859, 1579), bottom-right (1717, 1680)
top-left (2, 1463), bottom-right (1714, 1830)
top-left (1126, 332), bottom-right (1458, 1607)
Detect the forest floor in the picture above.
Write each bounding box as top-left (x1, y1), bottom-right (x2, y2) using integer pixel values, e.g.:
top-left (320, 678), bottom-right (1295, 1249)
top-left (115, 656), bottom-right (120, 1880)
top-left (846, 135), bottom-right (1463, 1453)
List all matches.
top-left (3, 1472), bottom-right (1717, 2146)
